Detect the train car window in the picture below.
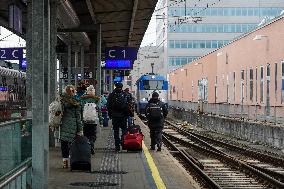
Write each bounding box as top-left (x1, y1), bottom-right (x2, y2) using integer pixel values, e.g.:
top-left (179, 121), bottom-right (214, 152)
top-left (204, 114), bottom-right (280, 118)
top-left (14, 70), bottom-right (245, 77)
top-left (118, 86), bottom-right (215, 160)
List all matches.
top-left (143, 80), bottom-right (163, 90)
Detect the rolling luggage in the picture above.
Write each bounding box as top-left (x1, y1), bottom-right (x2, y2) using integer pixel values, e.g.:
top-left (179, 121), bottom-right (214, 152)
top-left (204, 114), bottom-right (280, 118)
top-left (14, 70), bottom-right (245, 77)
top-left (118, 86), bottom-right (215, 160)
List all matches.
top-left (70, 135), bottom-right (92, 172)
top-left (123, 123), bottom-right (144, 151)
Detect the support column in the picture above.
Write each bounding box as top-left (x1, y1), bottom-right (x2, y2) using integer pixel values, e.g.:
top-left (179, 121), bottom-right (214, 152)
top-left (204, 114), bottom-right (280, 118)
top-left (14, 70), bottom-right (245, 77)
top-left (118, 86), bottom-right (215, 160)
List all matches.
top-left (110, 70), bottom-right (113, 92)
top-left (49, 0), bottom-right (57, 102)
top-left (80, 46), bottom-right (84, 81)
top-left (96, 24), bottom-right (102, 96)
top-left (67, 43), bottom-right (72, 85)
top-left (31, 0), bottom-right (50, 188)
top-left (58, 55), bottom-right (63, 94)
top-left (74, 48), bottom-right (79, 88)
top-left (26, 0), bottom-right (33, 116)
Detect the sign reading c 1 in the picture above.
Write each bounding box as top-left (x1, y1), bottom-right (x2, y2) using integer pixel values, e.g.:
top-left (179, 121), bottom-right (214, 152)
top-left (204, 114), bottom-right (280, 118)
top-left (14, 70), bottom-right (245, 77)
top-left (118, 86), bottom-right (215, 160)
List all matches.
top-left (105, 47), bottom-right (138, 60)
top-left (0, 48), bottom-right (23, 60)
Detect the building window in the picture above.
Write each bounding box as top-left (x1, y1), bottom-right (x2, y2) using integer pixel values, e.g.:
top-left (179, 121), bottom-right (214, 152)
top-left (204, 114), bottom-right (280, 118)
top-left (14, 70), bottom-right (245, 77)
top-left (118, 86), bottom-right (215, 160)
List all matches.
top-left (267, 64), bottom-right (271, 110)
top-left (275, 63), bottom-right (278, 93)
top-left (282, 62), bottom-right (284, 103)
top-left (260, 66), bottom-right (264, 103)
top-left (255, 67), bottom-right (258, 103)
top-left (168, 7), bottom-right (284, 17)
top-left (233, 72), bottom-right (235, 102)
top-left (250, 68), bottom-right (253, 101)
top-left (241, 70), bottom-right (244, 102)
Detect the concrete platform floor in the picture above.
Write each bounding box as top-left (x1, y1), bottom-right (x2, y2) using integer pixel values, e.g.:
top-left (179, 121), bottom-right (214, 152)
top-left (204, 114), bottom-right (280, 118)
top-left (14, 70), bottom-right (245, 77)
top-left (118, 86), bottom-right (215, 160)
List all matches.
top-left (48, 116), bottom-right (199, 189)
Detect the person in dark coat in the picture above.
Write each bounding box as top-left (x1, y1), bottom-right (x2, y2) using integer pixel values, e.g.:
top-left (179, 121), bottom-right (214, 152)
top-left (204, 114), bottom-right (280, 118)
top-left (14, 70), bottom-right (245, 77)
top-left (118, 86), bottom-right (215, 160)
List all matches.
top-left (107, 82), bottom-right (131, 151)
top-left (60, 85), bottom-right (83, 168)
top-left (145, 92), bottom-right (168, 151)
top-left (124, 88), bottom-right (134, 127)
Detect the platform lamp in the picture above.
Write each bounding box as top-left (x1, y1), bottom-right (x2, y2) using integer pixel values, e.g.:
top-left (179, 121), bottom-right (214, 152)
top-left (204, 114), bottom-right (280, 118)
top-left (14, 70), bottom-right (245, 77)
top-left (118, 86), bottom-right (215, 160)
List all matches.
top-left (181, 68), bottom-right (188, 76)
top-left (253, 35), bottom-right (269, 51)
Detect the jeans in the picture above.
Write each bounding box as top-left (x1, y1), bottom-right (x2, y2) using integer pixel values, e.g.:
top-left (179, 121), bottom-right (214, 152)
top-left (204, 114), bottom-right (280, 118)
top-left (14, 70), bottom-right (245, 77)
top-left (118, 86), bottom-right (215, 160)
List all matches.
top-left (83, 123), bottom-right (97, 151)
top-left (61, 140), bottom-right (70, 158)
top-left (112, 117), bottom-right (127, 149)
top-left (102, 112), bottom-right (109, 127)
top-left (149, 128), bottom-right (163, 148)
top-left (127, 116), bottom-right (133, 127)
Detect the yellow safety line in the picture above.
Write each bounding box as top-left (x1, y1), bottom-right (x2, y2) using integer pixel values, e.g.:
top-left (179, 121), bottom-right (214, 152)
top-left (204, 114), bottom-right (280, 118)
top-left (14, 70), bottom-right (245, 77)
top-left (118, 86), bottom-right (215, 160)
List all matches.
top-left (142, 141), bottom-right (167, 189)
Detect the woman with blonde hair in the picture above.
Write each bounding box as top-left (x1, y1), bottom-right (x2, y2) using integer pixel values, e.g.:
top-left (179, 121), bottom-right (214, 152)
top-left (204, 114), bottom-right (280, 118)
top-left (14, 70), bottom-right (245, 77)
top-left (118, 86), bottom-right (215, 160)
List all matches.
top-left (60, 85), bottom-right (83, 168)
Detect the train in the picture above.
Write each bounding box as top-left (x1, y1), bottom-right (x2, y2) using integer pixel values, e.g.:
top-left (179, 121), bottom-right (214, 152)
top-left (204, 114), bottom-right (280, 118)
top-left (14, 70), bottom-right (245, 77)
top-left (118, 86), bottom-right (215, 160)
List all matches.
top-left (135, 73), bottom-right (168, 115)
top-left (0, 66), bottom-right (26, 121)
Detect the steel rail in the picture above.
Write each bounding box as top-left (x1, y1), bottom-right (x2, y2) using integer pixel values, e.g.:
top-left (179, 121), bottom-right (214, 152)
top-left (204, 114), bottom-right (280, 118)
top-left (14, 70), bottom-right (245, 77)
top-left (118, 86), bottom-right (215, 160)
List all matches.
top-left (162, 135), bottom-right (221, 189)
top-left (163, 131), bottom-right (284, 188)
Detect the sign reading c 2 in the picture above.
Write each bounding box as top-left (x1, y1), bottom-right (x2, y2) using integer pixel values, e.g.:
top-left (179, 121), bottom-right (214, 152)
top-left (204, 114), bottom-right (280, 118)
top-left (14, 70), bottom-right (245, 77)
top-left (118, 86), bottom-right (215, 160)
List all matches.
top-left (0, 48), bottom-right (24, 60)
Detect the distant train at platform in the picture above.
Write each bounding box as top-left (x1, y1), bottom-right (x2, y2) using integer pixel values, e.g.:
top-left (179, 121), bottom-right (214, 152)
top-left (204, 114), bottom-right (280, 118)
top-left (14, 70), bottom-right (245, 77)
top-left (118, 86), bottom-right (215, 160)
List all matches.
top-left (0, 66), bottom-right (26, 121)
top-left (136, 74), bottom-right (168, 115)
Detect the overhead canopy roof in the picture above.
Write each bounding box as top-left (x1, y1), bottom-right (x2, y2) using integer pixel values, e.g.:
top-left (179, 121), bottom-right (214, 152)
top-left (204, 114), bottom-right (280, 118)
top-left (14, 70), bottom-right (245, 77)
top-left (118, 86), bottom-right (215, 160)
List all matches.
top-left (0, 0), bottom-right (157, 48)
top-left (70, 0), bottom-right (157, 48)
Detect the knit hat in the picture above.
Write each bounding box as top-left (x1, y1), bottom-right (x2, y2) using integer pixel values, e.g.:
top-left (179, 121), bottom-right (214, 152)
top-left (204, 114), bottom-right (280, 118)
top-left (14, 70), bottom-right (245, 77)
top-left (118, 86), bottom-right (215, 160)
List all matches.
top-left (152, 92), bottom-right (159, 98)
top-left (115, 82), bottom-right (123, 88)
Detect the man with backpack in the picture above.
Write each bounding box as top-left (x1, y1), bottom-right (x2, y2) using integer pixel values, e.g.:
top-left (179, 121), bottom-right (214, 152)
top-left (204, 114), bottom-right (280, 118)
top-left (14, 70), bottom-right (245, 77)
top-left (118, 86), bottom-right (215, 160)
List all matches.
top-left (145, 92), bottom-right (168, 151)
top-left (107, 82), bottom-right (131, 151)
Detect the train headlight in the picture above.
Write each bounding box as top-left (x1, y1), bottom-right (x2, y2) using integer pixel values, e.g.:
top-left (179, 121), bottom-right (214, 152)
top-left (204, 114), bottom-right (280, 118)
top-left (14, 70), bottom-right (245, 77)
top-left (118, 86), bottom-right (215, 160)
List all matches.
top-left (142, 98), bottom-right (147, 102)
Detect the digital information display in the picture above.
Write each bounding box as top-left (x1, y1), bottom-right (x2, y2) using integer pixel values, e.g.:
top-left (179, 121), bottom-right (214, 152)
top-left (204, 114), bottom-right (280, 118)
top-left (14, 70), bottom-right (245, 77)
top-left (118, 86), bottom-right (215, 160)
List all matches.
top-left (113, 76), bottom-right (123, 82)
top-left (104, 60), bottom-right (132, 70)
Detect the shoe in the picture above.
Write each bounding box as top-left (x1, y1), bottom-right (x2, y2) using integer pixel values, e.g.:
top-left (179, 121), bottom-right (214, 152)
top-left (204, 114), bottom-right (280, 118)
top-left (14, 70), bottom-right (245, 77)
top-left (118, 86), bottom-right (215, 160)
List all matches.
top-left (157, 148), bottom-right (161, 151)
top-left (150, 146), bottom-right (155, 150)
top-left (115, 146), bottom-right (120, 152)
top-left (63, 159), bottom-right (69, 169)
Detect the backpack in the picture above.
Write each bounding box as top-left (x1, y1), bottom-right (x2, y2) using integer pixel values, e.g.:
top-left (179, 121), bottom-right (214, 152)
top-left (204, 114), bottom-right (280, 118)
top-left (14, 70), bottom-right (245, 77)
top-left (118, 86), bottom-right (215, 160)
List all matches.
top-left (148, 102), bottom-right (163, 121)
top-left (111, 92), bottom-right (128, 112)
top-left (49, 96), bottom-right (63, 129)
top-left (83, 103), bottom-right (99, 123)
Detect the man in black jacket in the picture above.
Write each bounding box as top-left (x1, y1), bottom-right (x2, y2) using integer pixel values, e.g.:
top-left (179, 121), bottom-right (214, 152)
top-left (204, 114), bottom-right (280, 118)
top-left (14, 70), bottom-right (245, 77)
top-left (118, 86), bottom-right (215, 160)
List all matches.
top-left (145, 92), bottom-right (168, 151)
top-left (107, 82), bottom-right (130, 151)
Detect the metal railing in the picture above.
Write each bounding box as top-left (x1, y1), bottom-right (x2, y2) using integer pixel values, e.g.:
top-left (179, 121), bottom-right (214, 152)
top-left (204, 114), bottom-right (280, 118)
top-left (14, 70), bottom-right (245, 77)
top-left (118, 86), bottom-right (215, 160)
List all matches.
top-left (169, 100), bottom-right (284, 125)
top-left (0, 119), bottom-right (32, 188)
top-left (0, 158), bottom-right (32, 189)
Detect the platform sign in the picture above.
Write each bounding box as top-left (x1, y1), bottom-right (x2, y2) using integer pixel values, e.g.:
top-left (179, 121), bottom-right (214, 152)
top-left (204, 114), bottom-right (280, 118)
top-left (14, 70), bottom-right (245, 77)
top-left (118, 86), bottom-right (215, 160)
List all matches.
top-left (105, 47), bottom-right (138, 61)
top-left (19, 58), bottom-right (27, 70)
top-left (0, 48), bottom-right (23, 60)
top-left (104, 60), bottom-right (132, 70)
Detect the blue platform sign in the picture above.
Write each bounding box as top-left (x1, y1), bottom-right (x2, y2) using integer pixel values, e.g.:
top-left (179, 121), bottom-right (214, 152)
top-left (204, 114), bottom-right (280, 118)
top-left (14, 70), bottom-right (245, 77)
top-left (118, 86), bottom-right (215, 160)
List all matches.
top-left (105, 47), bottom-right (138, 60)
top-left (19, 58), bottom-right (27, 70)
top-left (0, 48), bottom-right (23, 60)
top-left (104, 60), bottom-right (133, 70)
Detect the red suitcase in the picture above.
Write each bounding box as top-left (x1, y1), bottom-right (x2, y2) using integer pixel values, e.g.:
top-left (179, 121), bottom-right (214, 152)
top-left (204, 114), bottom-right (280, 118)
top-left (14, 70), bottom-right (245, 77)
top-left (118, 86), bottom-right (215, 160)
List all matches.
top-left (123, 132), bottom-right (144, 151)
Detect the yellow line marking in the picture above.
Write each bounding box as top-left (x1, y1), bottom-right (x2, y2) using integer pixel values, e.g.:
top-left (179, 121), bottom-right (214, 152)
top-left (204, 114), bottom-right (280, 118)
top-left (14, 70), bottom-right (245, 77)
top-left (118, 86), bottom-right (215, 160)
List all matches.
top-left (142, 141), bottom-right (167, 189)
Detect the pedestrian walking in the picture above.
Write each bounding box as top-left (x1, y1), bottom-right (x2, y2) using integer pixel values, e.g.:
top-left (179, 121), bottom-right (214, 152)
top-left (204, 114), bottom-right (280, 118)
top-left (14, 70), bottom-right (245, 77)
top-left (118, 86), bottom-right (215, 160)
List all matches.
top-left (60, 85), bottom-right (83, 168)
top-left (107, 82), bottom-right (132, 151)
top-left (80, 85), bottom-right (100, 155)
top-left (124, 88), bottom-right (134, 127)
top-left (145, 92), bottom-right (168, 151)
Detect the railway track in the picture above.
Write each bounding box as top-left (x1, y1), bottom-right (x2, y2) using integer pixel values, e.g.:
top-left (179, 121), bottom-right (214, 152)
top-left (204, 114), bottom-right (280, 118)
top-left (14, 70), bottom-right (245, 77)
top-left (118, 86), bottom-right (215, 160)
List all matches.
top-left (163, 120), bottom-right (284, 188)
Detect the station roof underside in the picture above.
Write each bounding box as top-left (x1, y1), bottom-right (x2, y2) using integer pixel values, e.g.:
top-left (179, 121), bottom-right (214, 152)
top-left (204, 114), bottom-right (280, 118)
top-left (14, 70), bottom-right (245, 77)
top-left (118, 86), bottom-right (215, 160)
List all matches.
top-left (0, 0), bottom-right (157, 48)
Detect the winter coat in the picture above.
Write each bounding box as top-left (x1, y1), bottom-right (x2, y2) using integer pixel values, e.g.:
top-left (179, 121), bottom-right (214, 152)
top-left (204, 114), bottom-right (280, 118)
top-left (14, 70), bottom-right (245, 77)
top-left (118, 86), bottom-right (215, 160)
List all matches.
top-left (60, 94), bottom-right (83, 142)
top-left (145, 98), bottom-right (168, 129)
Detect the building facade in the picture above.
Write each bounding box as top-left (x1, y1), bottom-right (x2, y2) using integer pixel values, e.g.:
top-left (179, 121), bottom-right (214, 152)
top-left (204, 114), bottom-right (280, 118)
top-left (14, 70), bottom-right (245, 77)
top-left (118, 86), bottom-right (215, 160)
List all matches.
top-left (169, 15), bottom-right (284, 110)
top-left (156, 0), bottom-right (284, 76)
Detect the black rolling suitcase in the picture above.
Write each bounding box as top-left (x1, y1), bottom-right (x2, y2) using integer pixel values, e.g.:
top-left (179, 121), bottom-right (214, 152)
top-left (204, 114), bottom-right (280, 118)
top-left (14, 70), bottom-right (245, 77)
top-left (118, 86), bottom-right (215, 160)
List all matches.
top-left (70, 135), bottom-right (92, 172)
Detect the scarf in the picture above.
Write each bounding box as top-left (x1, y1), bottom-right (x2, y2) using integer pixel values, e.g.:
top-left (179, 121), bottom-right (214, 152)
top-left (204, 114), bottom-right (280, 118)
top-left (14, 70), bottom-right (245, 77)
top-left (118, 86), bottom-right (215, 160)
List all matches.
top-left (61, 94), bottom-right (80, 107)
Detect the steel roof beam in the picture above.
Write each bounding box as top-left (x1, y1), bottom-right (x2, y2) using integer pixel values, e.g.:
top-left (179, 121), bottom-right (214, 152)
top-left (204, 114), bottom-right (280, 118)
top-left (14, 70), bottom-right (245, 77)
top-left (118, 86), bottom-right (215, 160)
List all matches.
top-left (128, 0), bottom-right (138, 46)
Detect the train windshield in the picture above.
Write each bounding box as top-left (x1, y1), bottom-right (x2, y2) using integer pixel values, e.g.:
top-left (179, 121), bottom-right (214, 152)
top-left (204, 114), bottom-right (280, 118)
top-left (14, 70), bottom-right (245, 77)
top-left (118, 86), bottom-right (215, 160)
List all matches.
top-left (143, 80), bottom-right (164, 90)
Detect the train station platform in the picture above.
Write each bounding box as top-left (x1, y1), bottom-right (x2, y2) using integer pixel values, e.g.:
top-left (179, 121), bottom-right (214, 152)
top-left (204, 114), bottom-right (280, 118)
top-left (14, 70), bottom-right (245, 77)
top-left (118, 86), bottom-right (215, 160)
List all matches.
top-left (48, 116), bottom-right (199, 189)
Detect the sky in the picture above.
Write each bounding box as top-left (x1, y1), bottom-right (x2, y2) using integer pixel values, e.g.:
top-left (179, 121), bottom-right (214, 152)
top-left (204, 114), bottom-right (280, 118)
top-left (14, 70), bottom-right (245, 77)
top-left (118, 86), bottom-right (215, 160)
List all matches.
top-left (0, 27), bottom-right (25, 48)
top-left (140, 14), bottom-right (157, 47)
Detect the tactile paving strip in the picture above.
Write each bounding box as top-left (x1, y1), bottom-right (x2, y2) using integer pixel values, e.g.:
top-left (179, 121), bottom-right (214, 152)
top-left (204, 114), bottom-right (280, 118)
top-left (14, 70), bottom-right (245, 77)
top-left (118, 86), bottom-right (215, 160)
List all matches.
top-left (95, 132), bottom-right (123, 188)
